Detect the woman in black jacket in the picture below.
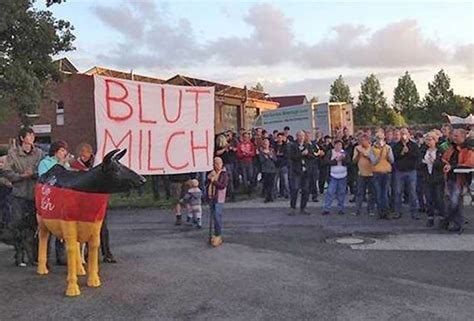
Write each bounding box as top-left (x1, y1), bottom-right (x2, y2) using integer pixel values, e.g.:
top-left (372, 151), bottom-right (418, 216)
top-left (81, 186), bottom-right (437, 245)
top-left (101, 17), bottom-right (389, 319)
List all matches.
top-left (258, 138), bottom-right (277, 203)
top-left (420, 132), bottom-right (446, 228)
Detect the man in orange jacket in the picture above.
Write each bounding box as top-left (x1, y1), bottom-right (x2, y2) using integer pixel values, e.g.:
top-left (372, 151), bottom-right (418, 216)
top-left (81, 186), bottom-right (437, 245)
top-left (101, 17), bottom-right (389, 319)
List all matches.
top-left (442, 128), bottom-right (474, 233)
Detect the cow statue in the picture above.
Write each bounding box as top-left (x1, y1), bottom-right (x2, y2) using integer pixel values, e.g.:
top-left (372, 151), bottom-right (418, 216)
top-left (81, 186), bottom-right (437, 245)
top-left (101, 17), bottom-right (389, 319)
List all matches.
top-left (35, 149), bottom-right (145, 297)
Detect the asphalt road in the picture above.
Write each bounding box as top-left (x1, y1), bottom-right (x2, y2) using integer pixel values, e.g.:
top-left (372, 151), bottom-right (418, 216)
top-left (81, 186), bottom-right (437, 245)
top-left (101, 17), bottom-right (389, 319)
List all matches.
top-left (0, 202), bottom-right (473, 321)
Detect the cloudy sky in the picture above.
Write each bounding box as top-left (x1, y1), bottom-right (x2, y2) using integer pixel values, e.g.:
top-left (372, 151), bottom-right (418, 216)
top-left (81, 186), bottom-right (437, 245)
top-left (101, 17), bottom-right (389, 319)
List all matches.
top-left (38, 0), bottom-right (473, 102)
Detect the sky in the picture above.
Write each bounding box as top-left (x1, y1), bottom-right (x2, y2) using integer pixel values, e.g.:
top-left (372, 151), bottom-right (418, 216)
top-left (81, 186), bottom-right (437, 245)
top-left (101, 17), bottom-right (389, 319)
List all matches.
top-left (36, 0), bottom-right (474, 102)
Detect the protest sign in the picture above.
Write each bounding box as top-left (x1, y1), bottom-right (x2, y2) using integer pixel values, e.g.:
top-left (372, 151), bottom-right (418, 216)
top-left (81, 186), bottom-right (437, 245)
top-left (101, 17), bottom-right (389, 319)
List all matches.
top-left (94, 76), bottom-right (215, 175)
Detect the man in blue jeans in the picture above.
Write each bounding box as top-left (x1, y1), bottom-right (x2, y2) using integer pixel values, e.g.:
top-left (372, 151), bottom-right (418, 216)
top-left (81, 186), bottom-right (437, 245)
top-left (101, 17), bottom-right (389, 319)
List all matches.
top-left (369, 130), bottom-right (395, 219)
top-left (392, 128), bottom-right (420, 219)
top-left (322, 140), bottom-right (350, 215)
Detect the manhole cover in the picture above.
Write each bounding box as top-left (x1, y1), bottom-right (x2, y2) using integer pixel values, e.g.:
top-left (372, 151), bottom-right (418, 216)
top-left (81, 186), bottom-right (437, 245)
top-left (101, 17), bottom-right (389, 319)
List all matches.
top-left (334, 237), bottom-right (365, 245)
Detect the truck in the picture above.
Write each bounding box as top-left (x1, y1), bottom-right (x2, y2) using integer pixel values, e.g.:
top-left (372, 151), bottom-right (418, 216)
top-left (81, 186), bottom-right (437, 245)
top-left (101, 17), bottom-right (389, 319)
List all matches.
top-left (254, 102), bottom-right (354, 137)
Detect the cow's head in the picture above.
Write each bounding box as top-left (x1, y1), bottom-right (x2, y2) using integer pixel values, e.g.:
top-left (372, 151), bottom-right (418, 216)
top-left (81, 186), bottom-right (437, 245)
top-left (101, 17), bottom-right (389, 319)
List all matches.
top-left (100, 149), bottom-right (146, 193)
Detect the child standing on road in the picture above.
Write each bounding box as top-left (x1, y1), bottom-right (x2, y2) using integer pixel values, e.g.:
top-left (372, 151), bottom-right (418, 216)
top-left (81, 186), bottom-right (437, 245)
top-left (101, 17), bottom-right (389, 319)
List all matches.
top-left (181, 179), bottom-right (203, 229)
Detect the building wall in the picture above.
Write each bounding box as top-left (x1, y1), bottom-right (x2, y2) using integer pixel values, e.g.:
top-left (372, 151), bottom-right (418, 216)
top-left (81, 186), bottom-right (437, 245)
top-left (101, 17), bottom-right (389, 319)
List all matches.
top-left (0, 74), bottom-right (96, 154)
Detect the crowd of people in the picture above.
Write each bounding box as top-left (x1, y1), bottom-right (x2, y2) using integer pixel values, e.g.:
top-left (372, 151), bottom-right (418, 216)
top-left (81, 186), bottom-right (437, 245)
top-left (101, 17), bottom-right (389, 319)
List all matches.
top-left (0, 128), bottom-right (117, 266)
top-left (0, 122), bottom-right (473, 258)
top-left (210, 124), bottom-right (474, 233)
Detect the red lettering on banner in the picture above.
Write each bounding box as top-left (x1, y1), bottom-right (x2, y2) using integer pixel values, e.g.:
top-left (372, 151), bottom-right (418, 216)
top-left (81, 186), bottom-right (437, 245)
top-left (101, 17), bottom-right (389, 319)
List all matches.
top-left (138, 84), bottom-right (157, 124)
top-left (165, 131), bottom-right (189, 170)
top-left (102, 129), bottom-right (132, 167)
top-left (185, 89), bottom-right (211, 123)
top-left (190, 130), bottom-right (210, 167)
top-left (105, 79), bottom-right (133, 121)
top-left (147, 130), bottom-right (164, 172)
top-left (138, 129), bottom-right (143, 171)
top-left (161, 88), bottom-right (183, 124)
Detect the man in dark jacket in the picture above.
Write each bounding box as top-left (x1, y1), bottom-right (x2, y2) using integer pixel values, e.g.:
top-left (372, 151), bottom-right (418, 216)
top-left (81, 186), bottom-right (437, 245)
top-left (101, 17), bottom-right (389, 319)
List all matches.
top-left (392, 128), bottom-right (420, 219)
top-left (274, 133), bottom-right (290, 198)
top-left (2, 128), bottom-right (43, 266)
top-left (288, 130), bottom-right (314, 215)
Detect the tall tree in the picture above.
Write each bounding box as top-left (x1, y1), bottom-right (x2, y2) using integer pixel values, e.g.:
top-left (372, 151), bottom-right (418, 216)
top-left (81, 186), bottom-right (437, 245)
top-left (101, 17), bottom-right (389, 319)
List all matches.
top-left (393, 71), bottom-right (421, 123)
top-left (251, 82), bottom-right (264, 92)
top-left (0, 0), bottom-right (75, 125)
top-left (329, 75), bottom-right (353, 104)
top-left (423, 69), bottom-right (470, 123)
top-left (354, 74), bottom-right (389, 126)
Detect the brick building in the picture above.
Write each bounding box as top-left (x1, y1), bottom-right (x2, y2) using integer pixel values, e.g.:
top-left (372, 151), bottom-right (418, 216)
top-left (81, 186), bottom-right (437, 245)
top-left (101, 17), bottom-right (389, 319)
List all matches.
top-left (0, 58), bottom-right (279, 153)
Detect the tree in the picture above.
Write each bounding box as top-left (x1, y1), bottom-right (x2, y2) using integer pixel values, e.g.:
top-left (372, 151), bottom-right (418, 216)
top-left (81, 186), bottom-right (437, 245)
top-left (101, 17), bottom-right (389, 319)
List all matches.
top-left (354, 74), bottom-right (390, 126)
top-left (422, 70), bottom-right (470, 123)
top-left (0, 0), bottom-right (75, 125)
top-left (329, 75), bottom-right (353, 104)
top-left (393, 71), bottom-right (421, 123)
top-left (251, 82), bottom-right (264, 92)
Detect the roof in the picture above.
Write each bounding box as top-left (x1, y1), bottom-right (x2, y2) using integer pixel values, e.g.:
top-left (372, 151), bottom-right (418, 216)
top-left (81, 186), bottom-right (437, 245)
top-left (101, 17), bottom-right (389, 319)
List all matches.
top-left (269, 95), bottom-right (308, 108)
top-left (84, 66), bottom-right (165, 84)
top-left (54, 58), bottom-right (79, 74)
top-left (165, 74), bottom-right (269, 100)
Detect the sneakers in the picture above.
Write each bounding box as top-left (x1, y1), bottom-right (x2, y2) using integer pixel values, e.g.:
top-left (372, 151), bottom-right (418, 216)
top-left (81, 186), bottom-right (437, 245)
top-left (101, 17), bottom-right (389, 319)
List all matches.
top-left (211, 235), bottom-right (223, 247)
top-left (175, 215), bottom-right (182, 226)
top-left (300, 209), bottom-right (311, 215)
top-left (321, 210), bottom-right (330, 216)
top-left (195, 218), bottom-right (202, 229)
top-left (351, 211), bottom-right (360, 216)
top-left (186, 215), bottom-right (193, 225)
top-left (426, 219), bottom-right (434, 228)
top-left (392, 213), bottom-right (402, 220)
top-left (338, 210), bottom-right (345, 215)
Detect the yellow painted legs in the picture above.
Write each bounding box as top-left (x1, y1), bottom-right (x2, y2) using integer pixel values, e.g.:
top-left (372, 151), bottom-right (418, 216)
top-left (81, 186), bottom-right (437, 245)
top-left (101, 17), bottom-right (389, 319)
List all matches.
top-left (37, 219), bottom-right (104, 296)
top-left (37, 217), bottom-right (49, 275)
top-left (87, 225), bottom-right (101, 288)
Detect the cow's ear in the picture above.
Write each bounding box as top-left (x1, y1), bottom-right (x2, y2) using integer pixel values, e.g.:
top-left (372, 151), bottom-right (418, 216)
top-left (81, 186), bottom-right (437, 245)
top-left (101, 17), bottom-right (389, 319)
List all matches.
top-left (113, 149), bottom-right (127, 162)
top-left (103, 149), bottom-right (120, 164)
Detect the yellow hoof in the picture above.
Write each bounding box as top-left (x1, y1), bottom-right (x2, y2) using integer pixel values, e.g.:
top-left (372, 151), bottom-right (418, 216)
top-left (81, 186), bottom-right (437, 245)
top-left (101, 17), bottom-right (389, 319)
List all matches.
top-left (77, 265), bottom-right (86, 276)
top-left (37, 266), bottom-right (49, 275)
top-left (66, 284), bottom-right (81, 297)
top-left (211, 236), bottom-right (223, 247)
top-left (87, 276), bottom-right (101, 288)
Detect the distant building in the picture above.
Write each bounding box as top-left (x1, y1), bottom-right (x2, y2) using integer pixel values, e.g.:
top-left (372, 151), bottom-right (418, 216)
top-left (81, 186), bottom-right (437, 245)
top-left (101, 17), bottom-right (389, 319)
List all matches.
top-left (269, 95), bottom-right (308, 108)
top-left (0, 58), bottom-right (279, 152)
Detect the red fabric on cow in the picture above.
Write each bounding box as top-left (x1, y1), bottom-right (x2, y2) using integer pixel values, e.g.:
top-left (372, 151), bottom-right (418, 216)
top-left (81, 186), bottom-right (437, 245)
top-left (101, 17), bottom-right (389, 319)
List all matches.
top-left (35, 184), bottom-right (109, 222)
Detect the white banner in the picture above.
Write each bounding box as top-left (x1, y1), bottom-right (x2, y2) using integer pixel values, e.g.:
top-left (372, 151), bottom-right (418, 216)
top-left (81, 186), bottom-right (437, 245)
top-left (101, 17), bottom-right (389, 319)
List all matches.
top-left (94, 75), bottom-right (215, 175)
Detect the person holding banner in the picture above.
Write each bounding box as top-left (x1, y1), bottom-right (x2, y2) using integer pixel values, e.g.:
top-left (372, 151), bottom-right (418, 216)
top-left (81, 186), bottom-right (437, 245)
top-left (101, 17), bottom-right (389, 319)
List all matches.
top-left (208, 157), bottom-right (228, 247)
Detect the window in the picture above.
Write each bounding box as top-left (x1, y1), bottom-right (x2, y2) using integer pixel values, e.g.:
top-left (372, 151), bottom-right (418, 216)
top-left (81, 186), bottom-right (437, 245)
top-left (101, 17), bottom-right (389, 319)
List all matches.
top-left (222, 105), bottom-right (239, 131)
top-left (56, 101), bottom-right (64, 126)
top-left (245, 107), bottom-right (259, 129)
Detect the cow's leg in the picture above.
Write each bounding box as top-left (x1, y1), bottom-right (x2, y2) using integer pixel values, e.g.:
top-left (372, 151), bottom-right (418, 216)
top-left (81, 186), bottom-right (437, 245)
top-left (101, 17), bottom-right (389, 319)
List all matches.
top-left (87, 224), bottom-right (102, 288)
top-left (63, 222), bottom-right (80, 297)
top-left (76, 242), bottom-right (86, 276)
top-left (36, 218), bottom-right (49, 275)
top-left (64, 237), bottom-right (81, 296)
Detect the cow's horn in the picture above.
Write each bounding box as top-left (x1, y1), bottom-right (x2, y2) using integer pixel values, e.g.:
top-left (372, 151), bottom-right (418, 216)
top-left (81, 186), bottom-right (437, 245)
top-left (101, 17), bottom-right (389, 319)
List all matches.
top-left (103, 149), bottom-right (120, 163)
top-left (113, 149), bottom-right (127, 161)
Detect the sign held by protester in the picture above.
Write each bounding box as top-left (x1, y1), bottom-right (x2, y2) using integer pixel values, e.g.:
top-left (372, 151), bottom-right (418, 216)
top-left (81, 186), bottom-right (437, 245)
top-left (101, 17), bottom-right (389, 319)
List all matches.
top-left (94, 76), bottom-right (215, 175)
